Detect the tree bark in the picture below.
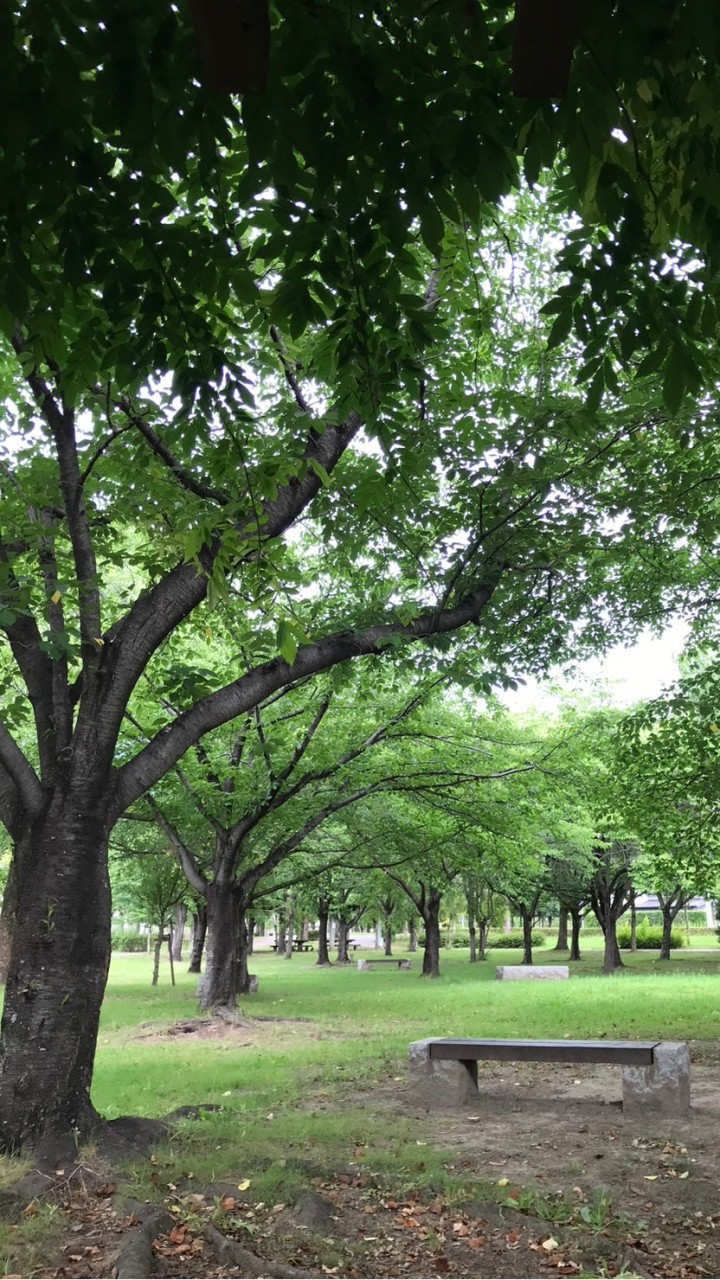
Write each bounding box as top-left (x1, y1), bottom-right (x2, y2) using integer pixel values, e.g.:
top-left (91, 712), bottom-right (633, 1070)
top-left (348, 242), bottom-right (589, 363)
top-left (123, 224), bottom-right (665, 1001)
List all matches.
top-left (336, 919), bottom-right (351, 963)
top-left (237, 913), bottom-right (255, 994)
top-left (198, 882), bottom-right (243, 1010)
top-left (602, 920), bottom-right (623, 973)
top-left (477, 919), bottom-right (488, 961)
top-left (284, 894), bottom-right (295, 959)
top-left (0, 802), bottom-right (111, 1151)
top-left (383, 922), bottom-right (393, 956)
top-left (553, 906), bottom-right (568, 951)
top-left (316, 900), bottom-right (331, 966)
top-left (152, 933), bottom-right (163, 986)
top-left (188, 904), bottom-right (208, 973)
top-left (468, 921), bottom-right (477, 963)
top-left (171, 902), bottom-right (187, 961)
top-left (521, 910), bottom-right (534, 965)
top-left (569, 908), bottom-right (582, 961)
top-left (408, 918), bottom-right (418, 952)
top-left (420, 892), bottom-right (442, 978)
top-left (246, 915), bottom-right (255, 955)
top-left (0, 853), bottom-right (18, 984)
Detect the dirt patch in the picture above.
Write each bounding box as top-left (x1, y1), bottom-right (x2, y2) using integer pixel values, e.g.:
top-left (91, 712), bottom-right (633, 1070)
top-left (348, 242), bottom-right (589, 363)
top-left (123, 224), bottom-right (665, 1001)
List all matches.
top-left (131, 1015), bottom-right (318, 1047)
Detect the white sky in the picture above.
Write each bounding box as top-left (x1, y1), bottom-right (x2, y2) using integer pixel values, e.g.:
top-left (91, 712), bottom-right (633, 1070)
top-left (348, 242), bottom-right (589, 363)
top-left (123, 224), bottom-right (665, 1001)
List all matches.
top-left (499, 618), bottom-right (689, 713)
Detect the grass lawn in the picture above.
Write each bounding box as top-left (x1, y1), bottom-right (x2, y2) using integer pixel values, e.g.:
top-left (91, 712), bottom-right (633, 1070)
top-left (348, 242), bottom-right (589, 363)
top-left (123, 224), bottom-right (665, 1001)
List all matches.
top-left (94, 944), bottom-right (720, 1120)
top-left (5, 946), bottom-right (720, 1277)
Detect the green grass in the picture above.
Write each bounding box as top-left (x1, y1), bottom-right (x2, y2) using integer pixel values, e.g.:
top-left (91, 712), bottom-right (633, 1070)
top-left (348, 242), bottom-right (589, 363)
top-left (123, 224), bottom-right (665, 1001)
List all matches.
top-left (94, 945), bottom-right (720, 1121)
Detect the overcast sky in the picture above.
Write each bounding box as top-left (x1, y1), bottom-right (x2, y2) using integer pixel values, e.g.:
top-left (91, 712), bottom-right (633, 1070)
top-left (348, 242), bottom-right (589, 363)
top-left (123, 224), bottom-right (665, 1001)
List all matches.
top-left (499, 619), bottom-right (689, 713)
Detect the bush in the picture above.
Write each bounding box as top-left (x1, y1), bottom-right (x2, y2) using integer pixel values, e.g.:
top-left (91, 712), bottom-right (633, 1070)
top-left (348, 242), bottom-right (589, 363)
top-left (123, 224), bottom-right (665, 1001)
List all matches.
top-left (616, 924), bottom-right (684, 950)
top-left (111, 932), bottom-right (149, 953)
top-left (486, 930), bottom-right (546, 949)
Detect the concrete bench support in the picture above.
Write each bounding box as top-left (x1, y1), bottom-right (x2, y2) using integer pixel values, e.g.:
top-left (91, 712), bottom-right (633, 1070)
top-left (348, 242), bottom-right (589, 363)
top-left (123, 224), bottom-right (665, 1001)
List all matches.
top-left (496, 965), bottom-right (569, 980)
top-left (622, 1041), bottom-right (691, 1117)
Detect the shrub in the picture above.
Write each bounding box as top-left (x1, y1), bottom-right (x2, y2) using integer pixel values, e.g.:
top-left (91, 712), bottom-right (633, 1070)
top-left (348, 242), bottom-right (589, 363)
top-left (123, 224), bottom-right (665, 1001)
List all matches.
top-left (616, 924), bottom-right (684, 950)
top-left (111, 932), bottom-right (150, 953)
top-left (486, 930), bottom-right (546, 949)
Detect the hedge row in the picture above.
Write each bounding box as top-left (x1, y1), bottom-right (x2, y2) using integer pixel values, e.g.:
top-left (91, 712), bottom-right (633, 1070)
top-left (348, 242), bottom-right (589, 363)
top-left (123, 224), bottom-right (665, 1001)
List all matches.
top-left (616, 925), bottom-right (684, 949)
top-left (111, 932), bottom-right (150, 953)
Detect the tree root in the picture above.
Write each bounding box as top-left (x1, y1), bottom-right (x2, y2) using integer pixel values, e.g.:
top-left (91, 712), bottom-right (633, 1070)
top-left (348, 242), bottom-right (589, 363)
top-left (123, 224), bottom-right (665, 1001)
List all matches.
top-left (115, 1201), bottom-right (174, 1279)
top-left (211, 1005), bottom-right (255, 1028)
top-left (201, 1221), bottom-right (311, 1278)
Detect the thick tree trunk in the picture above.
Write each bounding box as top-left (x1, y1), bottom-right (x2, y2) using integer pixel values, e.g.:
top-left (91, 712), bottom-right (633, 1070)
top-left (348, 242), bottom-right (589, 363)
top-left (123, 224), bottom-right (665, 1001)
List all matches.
top-left (198, 882), bottom-right (243, 1010)
top-left (171, 902), bottom-right (187, 961)
top-left (316, 902), bottom-right (331, 966)
top-left (0, 854), bottom-right (18, 984)
top-left (336, 919), bottom-right (351, 963)
top-left (188, 904), bottom-right (208, 973)
top-left (469, 922), bottom-right (477, 963)
top-left (660, 908), bottom-right (674, 961)
top-left (477, 920), bottom-right (488, 962)
top-left (602, 918), bottom-right (624, 973)
top-left (0, 802), bottom-right (111, 1151)
top-left (276, 917), bottom-right (287, 954)
top-left (553, 907), bottom-right (568, 951)
top-left (569, 908), bottom-right (582, 961)
top-left (383, 921), bottom-right (392, 956)
top-left (408, 918), bottom-right (418, 952)
top-left (421, 893), bottom-right (442, 978)
top-left (521, 911), bottom-right (534, 965)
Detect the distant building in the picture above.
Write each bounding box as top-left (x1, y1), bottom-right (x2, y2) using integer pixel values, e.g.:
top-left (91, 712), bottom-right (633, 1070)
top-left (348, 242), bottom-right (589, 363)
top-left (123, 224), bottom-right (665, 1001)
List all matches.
top-left (634, 894), bottom-right (715, 926)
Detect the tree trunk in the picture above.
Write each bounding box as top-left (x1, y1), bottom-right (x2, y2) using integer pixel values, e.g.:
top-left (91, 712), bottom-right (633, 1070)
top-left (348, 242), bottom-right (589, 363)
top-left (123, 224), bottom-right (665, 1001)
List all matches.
top-left (553, 907), bottom-right (568, 951)
top-left (477, 920), bottom-right (488, 962)
top-left (284, 895), bottom-right (295, 959)
top-left (383, 920), bottom-right (393, 956)
top-left (521, 911), bottom-right (534, 965)
top-left (246, 915), bottom-right (255, 955)
top-left (171, 902), bottom-right (187, 961)
top-left (236, 913), bottom-right (255, 994)
top-left (316, 901), bottom-right (331, 966)
top-left (569, 908), bottom-right (582, 961)
top-left (336, 919), bottom-right (351, 963)
top-left (660, 907), bottom-right (674, 961)
top-left (0, 803), bottom-right (111, 1151)
top-left (374, 920), bottom-right (382, 949)
top-left (629, 897), bottom-right (637, 952)
top-left (276, 917), bottom-right (287, 955)
top-left (152, 933), bottom-right (163, 986)
top-left (602, 917), bottom-right (624, 974)
top-left (188, 904), bottom-right (208, 973)
top-left (420, 893), bottom-right (442, 978)
top-left (408, 918), bottom-right (418, 952)
top-left (0, 853), bottom-right (18, 984)
top-left (198, 882), bottom-right (242, 1010)
top-left (469, 922), bottom-right (477, 963)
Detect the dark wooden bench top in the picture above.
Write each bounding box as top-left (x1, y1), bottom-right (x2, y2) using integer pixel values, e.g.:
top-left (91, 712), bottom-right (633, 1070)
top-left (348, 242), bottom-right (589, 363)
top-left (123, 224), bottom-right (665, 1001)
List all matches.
top-left (428, 1039), bottom-right (658, 1066)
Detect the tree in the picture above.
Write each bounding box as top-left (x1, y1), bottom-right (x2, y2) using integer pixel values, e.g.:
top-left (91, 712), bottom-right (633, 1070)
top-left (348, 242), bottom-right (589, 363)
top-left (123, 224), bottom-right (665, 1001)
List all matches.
top-left (4, 1), bottom-right (720, 1156)
top-left (589, 841), bottom-right (636, 974)
top-left (111, 852), bottom-right (187, 986)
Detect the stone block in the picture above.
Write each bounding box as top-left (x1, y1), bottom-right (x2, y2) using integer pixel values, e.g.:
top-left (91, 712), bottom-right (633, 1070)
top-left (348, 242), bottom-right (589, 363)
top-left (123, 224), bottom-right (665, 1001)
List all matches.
top-left (248, 974), bottom-right (259, 994)
top-left (408, 1040), bottom-right (478, 1107)
top-left (398, 960), bottom-right (411, 970)
top-left (622, 1041), bottom-right (691, 1117)
top-left (496, 965), bottom-right (569, 980)
top-left (357, 958), bottom-right (370, 970)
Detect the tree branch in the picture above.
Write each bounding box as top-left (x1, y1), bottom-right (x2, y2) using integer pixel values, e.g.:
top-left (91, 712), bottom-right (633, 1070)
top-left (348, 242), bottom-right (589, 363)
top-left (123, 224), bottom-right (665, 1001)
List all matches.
top-left (0, 719), bottom-right (43, 816)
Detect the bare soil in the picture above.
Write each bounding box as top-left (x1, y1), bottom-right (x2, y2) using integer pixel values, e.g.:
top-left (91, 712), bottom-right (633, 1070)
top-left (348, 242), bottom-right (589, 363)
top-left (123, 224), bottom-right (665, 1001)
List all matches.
top-left (9, 1037), bottom-right (720, 1278)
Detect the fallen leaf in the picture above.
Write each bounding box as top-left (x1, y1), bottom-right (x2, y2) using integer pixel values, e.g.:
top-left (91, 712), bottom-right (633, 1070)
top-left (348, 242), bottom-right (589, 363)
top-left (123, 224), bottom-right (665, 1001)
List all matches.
top-left (23, 1202), bottom-right (38, 1217)
top-left (221, 1196), bottom-right (237, 1212)
top-left (168, 1225), bottom-right (187, 1245)
top-left (238, 1179), bottom-right (251, 1191)
top-left (434, 1257), bottom-right (450, 1273)
top-left (542, 1237), bottom-right (560, 1251)
top-left (679, 1171), bottom-right (690, 1179)
top-left (497, 1178), bottom-right (510, 1187)
top-left (453, 1221), bottom-right (470, 1237)
top-left (96, 1182), bottom-right (116, 1197)
top-left (466, 1236), bottom-right (487, 1250)
top-left (644, 1175), bottom-right (658, 1181)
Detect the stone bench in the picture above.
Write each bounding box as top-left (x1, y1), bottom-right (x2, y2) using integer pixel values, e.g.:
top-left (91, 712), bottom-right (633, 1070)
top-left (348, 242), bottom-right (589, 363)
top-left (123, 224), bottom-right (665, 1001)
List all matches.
top-left (496, 965), bottom-right (569, 980)
top-left (409, 1038), bottom-right (690, 1117)
top-left (358, 957), bottom-right (411, 971)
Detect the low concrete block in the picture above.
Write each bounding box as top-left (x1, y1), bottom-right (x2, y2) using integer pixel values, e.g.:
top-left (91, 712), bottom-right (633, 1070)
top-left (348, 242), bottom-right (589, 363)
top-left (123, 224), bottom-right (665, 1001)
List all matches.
top-left (248, 974), bottom-right (259, 994)
top-left (398, 959), bottom-right (411, 971)
top-left (496, 965), bottom-right (569, 980)
top-left (408, 1040), bottom-right (478, 1107)
top-left (357, 958), bottom-right (370, 970)
top-left (623, 1041), bottom-right (691, 1117)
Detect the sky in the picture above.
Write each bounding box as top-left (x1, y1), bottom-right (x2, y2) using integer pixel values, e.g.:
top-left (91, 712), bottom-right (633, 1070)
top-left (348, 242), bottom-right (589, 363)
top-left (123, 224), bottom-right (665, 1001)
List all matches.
top-left (499, 618), bottom-right (689, 713)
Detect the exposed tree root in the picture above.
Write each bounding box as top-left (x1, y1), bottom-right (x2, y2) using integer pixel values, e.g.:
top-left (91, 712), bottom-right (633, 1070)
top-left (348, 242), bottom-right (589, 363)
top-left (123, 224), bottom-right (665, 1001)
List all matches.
top-left (115, 1200), bottom-right (174, 1279)
top-left (201, 1220), bottom-right (311, 1278)
top-left (212, 1004), bottom-right (255, 1028)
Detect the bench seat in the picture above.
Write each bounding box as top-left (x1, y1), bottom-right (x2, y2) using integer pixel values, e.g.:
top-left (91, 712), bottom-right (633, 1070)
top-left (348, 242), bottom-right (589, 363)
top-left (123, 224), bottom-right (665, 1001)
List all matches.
top-left (410, 1037), bottom-right (690, 1117)
top-left (358, 957), bottom-right (411, 970)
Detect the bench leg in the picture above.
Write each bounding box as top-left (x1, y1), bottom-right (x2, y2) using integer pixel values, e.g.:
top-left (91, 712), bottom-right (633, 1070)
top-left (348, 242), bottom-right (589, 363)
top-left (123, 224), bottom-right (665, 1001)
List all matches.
top-left (622, 1042), bottom-right (691, 1118)
top-left (409, 1041), bottom-right (479, 1107)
